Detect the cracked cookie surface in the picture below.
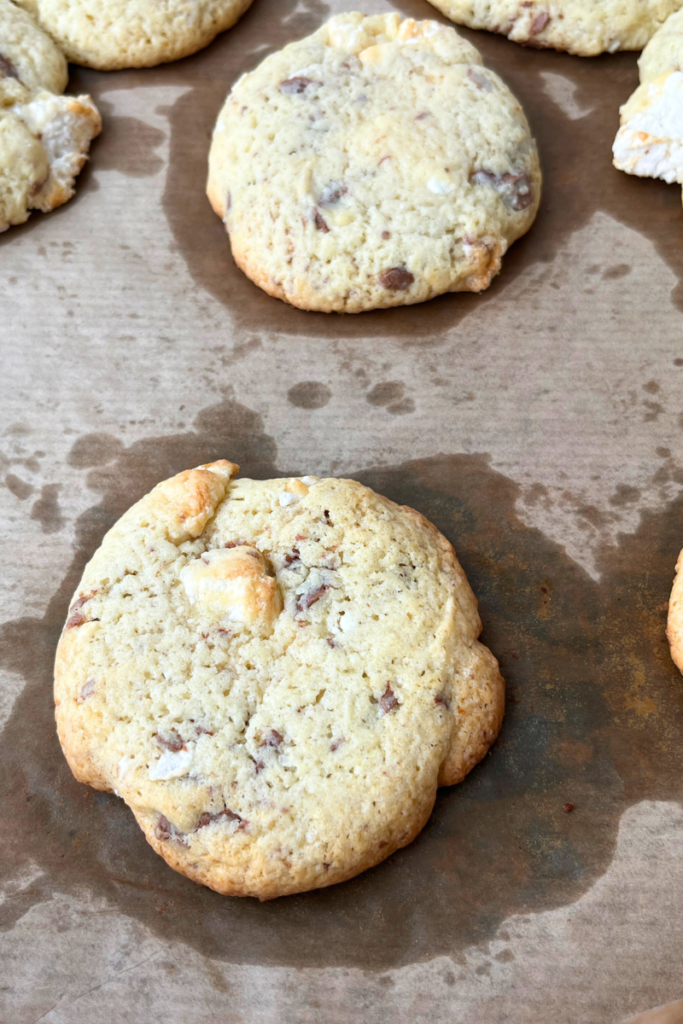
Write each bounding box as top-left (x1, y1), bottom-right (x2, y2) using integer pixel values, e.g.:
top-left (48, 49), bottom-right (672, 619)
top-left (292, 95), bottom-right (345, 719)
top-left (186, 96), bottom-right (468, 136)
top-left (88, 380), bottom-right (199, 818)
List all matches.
top-left (14, 0), bottom-right (253, 70)
top-left (207, 11), bottom-right (540, 313)
top-left (55, 460), bottom-right (504, 899)
top-left (426, 0), bottom-right (683, 56)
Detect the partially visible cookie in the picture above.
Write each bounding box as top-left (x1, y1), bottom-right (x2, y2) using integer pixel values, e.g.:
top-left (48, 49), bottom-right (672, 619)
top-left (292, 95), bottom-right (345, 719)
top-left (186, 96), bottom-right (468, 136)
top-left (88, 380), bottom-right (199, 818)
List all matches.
top-left (667, 549), bottom-right (683, 673)
top-left (207, 12), bottom-right (541, 313)
top-left (0, 0), bottom-right (67, 100)
top-left (0, 0), bottom-right (101, 232)
top-left (425, 0), bottom-right (683, 56)
top-left (14, 0), bottom-right (254, 70)
top-left (54, 460), bottom-right (505, 899)
top-left (613, 9), bottom-right (683, 203)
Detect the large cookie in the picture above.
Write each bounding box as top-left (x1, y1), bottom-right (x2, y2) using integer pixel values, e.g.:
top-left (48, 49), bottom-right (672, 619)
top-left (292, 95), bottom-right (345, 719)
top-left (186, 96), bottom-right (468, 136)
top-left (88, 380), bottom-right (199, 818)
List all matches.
top-left (207, 12), bottom-right (540, 313)
top-left (613, 8), bottom-right (683, 202)
top-left (0, 0), bottom-right (100, 232)
top-left (55, 461), bottom-right (505, 899)
top-left (425, 0), bottom-right (683, 56)
top-left (14, 0), bottom-right (254, 70)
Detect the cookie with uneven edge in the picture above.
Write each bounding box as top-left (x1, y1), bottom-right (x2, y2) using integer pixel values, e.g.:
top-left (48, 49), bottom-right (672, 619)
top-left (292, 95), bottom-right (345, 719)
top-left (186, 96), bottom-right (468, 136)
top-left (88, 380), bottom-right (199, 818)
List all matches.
top-left (207, 12), bottom-right (540, 314)
top-left (426, 0), bottom-right (683, 56)
top-left (0, 0), bottom-right (100, 232)
top-left (55, 460), bottom-right (505, 900)
top-left (14, 0), bottom-right (254, 70)
top-left (613, 9), bottom-right (683, 203)
top-left (667, 547), bottom-right (683, 673)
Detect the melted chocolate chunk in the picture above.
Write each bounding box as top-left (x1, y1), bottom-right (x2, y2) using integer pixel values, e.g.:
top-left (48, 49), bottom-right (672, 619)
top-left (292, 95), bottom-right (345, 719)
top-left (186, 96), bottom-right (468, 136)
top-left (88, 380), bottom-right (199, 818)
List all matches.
top-left (279, 77), bottom-right (315, 95)
top-left (283, 547), bottom-right (301, 568)
top-left (196, 807), bottom-right (245, 830)
top-left (379, 267), bottom-right (415, 291)
top-left (66, 591), bottom-right (97, 629)
top-left (471, 169), bottom-right (534, 212)
top-left (0, 54), bottom-right (19, 80)
top-left (380, 684), bottom-right (399, 715)
top-left (434, 692), bottom-right (451, 710)
top-left (297, 584), bottom-right (330, 613)
top-left (313, 209), bottom-right (330, 233)
top-left (78, 679), bottom-right (96, 702)
top-left (155, 814), bottom-right (188, 847)
top-left (319, 183), bottom-right (347, 206)
top-left (155, 731), bottom-right (185, 752)
top-left (529, 11), bottom-right (550, 34)
top-left (262, 729), bottom-right (284, 749)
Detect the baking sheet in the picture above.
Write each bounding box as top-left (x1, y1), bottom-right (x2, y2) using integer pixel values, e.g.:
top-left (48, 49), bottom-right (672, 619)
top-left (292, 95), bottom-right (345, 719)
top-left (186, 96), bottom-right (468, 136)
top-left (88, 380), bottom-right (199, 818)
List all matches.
top-left (2, 0), bottom-right (683, 1020)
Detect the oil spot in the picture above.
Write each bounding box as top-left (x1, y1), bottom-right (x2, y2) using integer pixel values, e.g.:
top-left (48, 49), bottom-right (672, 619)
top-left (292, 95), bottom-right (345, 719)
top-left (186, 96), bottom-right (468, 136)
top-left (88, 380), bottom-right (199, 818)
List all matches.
top-left (2, 438), bottom-right (683, 970)
top-left (91, 104), bottom-right (165, 178)
top-left (610, 484), bottom-right (641, 507)
top-left (287, 382), bottom-right (331, 410)
top-left (602, 264), bottom-right (632, 280)
top-left (5, 474), bottom-right (33, 500)
top-left (643, 381), bottom-right (660, 394)
top-left (367, 382), bottom-right (405, 407)
top-left (387, 398), bottom-right (415, 416)
top-left (674, 359), bottom-right (683, 367)
top-left (29, 484), bottom-right (63, 533)
top-left (67, 433), bottom-right (125, 469)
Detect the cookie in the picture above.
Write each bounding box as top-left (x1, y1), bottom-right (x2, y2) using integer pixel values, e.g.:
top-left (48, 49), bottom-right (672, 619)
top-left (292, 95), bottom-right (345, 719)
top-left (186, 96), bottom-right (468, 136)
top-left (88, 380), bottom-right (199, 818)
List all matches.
top-left (425, 0), bottom-right (683, 56)
top-left (14, 0), bottom-right (254, 70)
top-left (0, 0), bottom-right (100, 233)
top-left (55, 461), bottom-right (505, 900)
top-left (0, 0), bottom-right (67, 101)
top-left (613, 10), bottom-right (683, 202)
top-left (207, 12), bottom-right (540, 313)
top-left (667, 548), bottom-right (683, 673)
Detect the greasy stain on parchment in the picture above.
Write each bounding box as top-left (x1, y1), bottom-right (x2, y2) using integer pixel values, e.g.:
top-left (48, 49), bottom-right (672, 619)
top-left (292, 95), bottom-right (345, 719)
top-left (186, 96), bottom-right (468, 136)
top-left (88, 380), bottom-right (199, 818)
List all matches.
top-left (63, 0), bottom-right (683, 343)
top-left (1, 405), bottom-right (682, 970)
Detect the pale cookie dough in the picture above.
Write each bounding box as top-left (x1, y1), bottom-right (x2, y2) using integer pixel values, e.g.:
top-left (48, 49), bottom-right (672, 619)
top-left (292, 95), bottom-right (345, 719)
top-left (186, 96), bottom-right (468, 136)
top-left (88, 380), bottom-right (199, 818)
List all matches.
top-left (613, 9), bottom-right (683, 203)
top-left (0, 0), bottom-right (67, 100)
top-left (14, 0), bottom-right (254, 70)
top-left (55, 461), bottom-right (505, 900)
top-left (426, 0), bottom-right (683, 56)
top-left (667, 548), bottom-right (683, 673)
top-left (0, 0), bottom-right (101, 231)
top-left (207, 12), bottom-right (541, 313)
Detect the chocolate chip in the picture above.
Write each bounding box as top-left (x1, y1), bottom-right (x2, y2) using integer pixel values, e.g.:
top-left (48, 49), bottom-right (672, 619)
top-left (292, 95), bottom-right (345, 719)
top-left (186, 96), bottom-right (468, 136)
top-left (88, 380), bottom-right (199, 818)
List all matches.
top-left (313, 209), bottom-right (330, 233)
top-left (195, 724), bottom-right (214, 736)
top-left (78, 679), bottom-right (96, 702)
top-left (155, 731), bottom-right (185, 752)
top-left (297, 584), bottom-right (329, 613)
top-left (155, 814), bottom-right (188, 847)
top-left (283, 547), bottom-right (301, 568)
top-left (330, 737), bottom-right (345, 752)
top-left (66, 611), bottom-right (87, 629)
top-left (529, 11), bottom-right (550, 34)
top-left (29, 178), bottom-right (48, 198)
top-left (380, 684), bottom-right (399, 715)
top-left (319, 183), bottom-right (347, 206)
top-left (262, 729), bottom-right (284, 749)
top-left (326, 638), bottom-right (336, 648)
top-left (279, 77), bottom-right (315, 95)
top-left (379, 267), bottom-right (414, 291)
top-left (471, 169), bottom-right (534, 212)
top-left (323, 510), bottom-right (333, 525)
top-left (414, 111), bottom-right (430, 121)
top-left (225, 539), bottom-right (247, 548)
top-left (381, 231), bottom-right (391, 240)
top-left (196, 807), bottom-right (246, 830)
top-left (66, 590), bottom-right (98, 629)
top-left (434, 693), bottom-right (450, 710)
top-left (0, 54), bottom-right (19, 80)
top-left (467, 67), bottom-right (493, 92)
top-left (254, 759), bottom-right (265, 774)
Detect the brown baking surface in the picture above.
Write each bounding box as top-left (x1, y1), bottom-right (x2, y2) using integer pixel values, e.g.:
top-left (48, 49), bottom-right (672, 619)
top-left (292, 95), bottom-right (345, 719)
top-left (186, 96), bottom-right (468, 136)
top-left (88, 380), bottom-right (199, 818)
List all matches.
top-left (2, 1), bottom-right (683, 1020)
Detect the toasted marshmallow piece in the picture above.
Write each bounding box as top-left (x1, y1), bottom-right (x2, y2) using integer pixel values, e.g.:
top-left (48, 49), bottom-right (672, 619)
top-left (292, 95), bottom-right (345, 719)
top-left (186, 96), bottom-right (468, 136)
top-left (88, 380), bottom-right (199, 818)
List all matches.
top-left (180, 546), bottom-right (281, 629)
top-left (613, 71), bottom-right (683, 187)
